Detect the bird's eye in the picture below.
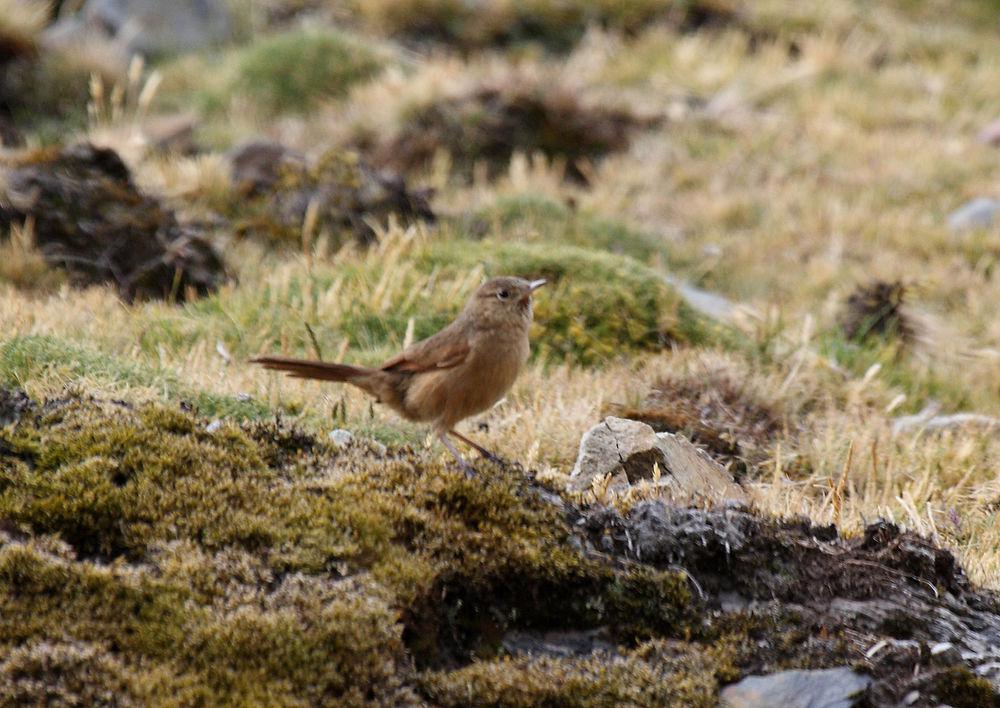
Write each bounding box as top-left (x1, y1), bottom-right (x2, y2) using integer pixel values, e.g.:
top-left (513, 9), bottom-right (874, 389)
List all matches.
top-left (496, 290), bottom-right (510, 300)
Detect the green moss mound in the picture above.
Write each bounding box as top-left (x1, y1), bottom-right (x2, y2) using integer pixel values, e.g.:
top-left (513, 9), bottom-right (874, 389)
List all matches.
top-left (0, 393), bottom-right (706, 702)
top-left (420, 640), bottom-right (720, 707)
top-left (225, 29), bottom-right (382, 114)
top-left (471, 193), bottom-right (665, 261)
top-left (421, 239), bottom-right (696, 365)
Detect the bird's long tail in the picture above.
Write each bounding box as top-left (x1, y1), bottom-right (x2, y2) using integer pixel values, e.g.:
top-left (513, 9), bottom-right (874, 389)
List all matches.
top-left (250, 356), bottom-right (373, 382)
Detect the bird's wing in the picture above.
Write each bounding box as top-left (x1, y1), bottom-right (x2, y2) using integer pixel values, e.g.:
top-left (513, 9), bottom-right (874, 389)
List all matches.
top-left (381, 323), bottom-right (471, 373)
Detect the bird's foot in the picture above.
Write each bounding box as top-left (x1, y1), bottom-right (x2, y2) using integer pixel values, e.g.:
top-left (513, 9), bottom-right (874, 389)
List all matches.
top-left (478, 450), bottom-right (507, 466)
top-left (459, 461), bottom-right (477, 478)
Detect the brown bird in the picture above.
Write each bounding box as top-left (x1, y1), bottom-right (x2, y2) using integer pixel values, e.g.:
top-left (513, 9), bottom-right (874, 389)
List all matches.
top-left (251, 276), bottom-right (546, 474)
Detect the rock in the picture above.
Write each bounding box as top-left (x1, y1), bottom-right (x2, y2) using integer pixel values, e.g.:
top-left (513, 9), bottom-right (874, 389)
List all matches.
top-left (979, 119), bottom-right (1000, 146)
top-left (47, 0), bottom-right (232, 57)
top-left (930, 642), bottom-right (962, 666)
top-left (947, 197), bottom-right (1000, 232)
top-left (328, 429), bottom-right (354, 448)
top-left (892, 404), bottom-right (1000, 435)
top-left (0, 143), bottom-right (225, 302)
top-left (569, 417), bottom-right (661, 493)
top-left (655, 431), bottom-right (748, 504)
top-left (141, 113), bottom-right (199, 155)
top-left (0, 388), bottom-right (36, 427)
top-left (719, 667), bottom-right (872, 708)
top-left (568, 417), bottom-right (746, 504)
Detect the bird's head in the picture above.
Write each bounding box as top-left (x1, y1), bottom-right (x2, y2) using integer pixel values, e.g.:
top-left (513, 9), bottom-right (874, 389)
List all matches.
top-left (466, 276), bottom-right (547, 327)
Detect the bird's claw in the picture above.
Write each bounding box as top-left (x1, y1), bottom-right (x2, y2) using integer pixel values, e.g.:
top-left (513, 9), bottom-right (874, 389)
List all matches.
top-left (480, 451), bottom-right (506, 466)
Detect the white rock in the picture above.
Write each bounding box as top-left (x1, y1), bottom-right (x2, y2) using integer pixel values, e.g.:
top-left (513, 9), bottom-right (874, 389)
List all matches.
top-left (328, 429), bottom-right (354, 448)
top-left (568, 417), bottom-right (661, 493)
top-left (947, 197), bottom-right (1000, 232)
top-left (568, 417), bottom-right (746, 504)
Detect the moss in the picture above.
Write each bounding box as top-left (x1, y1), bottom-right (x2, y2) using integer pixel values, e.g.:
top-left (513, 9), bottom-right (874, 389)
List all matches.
top-left (0, 393), bottom-right (706, 701)
top-left (225, 29), bottom-right (382, 114)
top-left (471, 193), bottom-right (666, 262)
top-left (933, 666), bottom-right (1000, 708)
top-left (0, 399), bottom-right (311, 559)
top-left (419, 640), bottom-right (719, 707)
top-left (159, 28), bottom-right (382, 119)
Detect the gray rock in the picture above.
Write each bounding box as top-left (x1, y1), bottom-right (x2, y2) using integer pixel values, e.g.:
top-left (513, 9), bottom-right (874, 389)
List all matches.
top-left (568, 417), bottom-right (746, 504)
top-left (328, 429), bottom-right (355, 448)
top-left (930, 641), bottom-right (962, 666)
top-left (947, 197), bottom-right (1000, 232)
top-left (655, 431), bottom-right (747, 504)
top-left (568, 417), bottom-right (661, 493)
top-left (979, 119), bottom-right (1000, 146)
top-left (47, 0), bottom-right (231, 57)
top-left (720, 667), bottom-right (872, 708)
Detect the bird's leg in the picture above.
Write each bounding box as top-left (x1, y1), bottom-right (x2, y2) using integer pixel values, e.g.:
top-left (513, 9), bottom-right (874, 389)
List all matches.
top-left (449, 429), bottom-right (505, 465)
top-left (438, 431), bottom-right (476, 478)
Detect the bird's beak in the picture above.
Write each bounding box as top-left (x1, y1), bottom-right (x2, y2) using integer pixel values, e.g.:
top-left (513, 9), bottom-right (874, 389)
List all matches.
top-left (529, 279), bottom-right (547, 292)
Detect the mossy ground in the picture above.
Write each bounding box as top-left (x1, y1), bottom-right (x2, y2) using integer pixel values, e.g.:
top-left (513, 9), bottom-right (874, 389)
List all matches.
top-left (0, 393), bottom-right (716, 704)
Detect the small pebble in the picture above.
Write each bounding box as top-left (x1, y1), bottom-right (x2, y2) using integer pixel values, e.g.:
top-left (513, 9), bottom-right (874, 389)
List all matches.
top-left (328, 429), bottom-right (354, 448)
top-left (947, 197), bottom-right (1000, 232)
top-left (205, 419), bottom-right (222, 434)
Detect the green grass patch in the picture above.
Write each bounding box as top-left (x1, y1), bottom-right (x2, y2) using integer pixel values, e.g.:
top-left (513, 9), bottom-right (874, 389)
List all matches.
top-left (0, 335), bottom-right (270, 420)
top-left (158, 28), bottom-right (382, 119)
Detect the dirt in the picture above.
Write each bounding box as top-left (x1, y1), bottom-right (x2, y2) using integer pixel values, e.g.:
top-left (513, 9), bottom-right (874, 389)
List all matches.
top-left (372, 84), bottom-right (651, 185)
top-left (227, 140), bottom-right (435, 247)
top-left (0, 143), bottom-right (225, 302)
top-left (574, 501), bottom-right (1000, 706)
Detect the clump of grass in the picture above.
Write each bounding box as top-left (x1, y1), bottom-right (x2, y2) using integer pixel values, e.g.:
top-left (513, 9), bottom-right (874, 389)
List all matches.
top-left (0, 335), bottom-right (271, 420)
top-left (839, 280), bottom-right (915, 344)
top-left (223, 145), bottom-right (435, 248)
top-left (470, 193), bottom-right (665, 261)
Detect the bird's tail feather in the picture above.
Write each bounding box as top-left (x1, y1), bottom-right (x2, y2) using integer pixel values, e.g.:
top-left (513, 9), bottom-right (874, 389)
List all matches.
top-left (250, 356), bottom-right (372, 382)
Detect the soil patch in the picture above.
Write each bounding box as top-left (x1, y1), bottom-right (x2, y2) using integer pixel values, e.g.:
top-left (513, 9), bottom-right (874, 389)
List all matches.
top-left (0, 143), bottom-right (225, 302)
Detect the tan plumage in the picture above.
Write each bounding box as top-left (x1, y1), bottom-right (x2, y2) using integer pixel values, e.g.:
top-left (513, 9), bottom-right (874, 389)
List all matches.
top-left (252, 276), bottom-right (546, 473)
